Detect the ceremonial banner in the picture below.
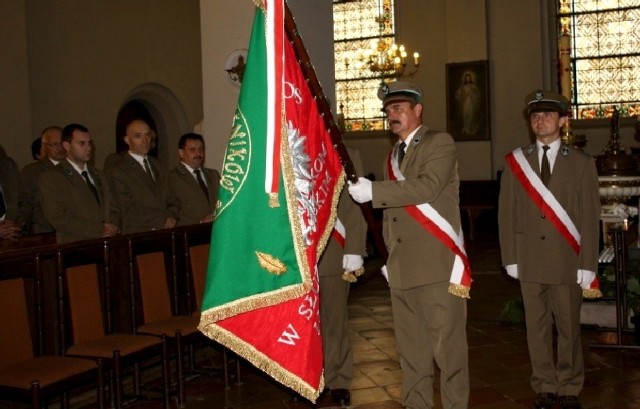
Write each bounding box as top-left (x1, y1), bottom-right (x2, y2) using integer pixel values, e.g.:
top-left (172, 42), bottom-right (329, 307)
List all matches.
top-left (198, 0), bottom-right (344, 401)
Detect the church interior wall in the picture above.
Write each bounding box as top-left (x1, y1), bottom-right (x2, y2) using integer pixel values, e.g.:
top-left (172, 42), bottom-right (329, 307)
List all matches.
top-left (1, 0), bottom-right (202, 168)
top-left (0, 0), bottom-right (636, 178)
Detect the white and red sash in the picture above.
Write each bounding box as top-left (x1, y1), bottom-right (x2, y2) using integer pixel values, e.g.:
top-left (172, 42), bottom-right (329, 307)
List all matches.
top-left (387, 149), bottom-right (472, 298)
top-left (331, 217), bottom-right (365, 282)
top-left (505, 148), bottom-right (602, 298)
top-left (505, 148), bottom-right (580, 254)
top-left (331, 218), bottom-right (346, 248)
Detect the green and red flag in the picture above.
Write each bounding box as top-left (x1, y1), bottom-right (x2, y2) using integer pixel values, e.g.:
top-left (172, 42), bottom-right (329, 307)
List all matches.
top-left (198, 0), bottom-right (344, 401)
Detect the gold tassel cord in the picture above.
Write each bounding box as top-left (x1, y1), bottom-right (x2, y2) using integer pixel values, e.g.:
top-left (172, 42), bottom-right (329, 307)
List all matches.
top-left (341, 266), bottom-right (365, 283)
top-left (268, 192), bottom-right (280, 208)
top-left (448, 283), bottom-right (471, 299)
top-left (582, 288), bottom-right (603, 299)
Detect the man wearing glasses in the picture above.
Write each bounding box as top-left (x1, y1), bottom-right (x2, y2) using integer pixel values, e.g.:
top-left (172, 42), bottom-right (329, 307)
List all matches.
top-left (21, 126), bottom-right (66, 233)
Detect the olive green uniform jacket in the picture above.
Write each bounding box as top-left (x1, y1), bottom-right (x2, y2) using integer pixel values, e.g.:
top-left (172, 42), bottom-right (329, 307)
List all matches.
top-left (38, 160), bottom-right (115, 243)
top-left (372, 126), bottom-right (461, 290)
top-left (106, 154), bottom-right (179, 234)
top-left (169, 164), bottom-right (220, 226)
top-left (21, 157), bottom-right (56, 233)
top-left (498, 144), bottom-right (600, 283)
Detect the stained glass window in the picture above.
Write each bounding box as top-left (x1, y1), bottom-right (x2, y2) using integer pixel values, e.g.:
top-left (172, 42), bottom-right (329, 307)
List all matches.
top-left (558, 0), bottom-right (640, 119)
top-left (333, 0), bottom-right (396, 131)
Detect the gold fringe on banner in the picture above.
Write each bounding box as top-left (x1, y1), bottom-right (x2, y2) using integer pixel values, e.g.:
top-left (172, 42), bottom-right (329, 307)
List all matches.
top-left (199, 323), bottom-right (325, 402)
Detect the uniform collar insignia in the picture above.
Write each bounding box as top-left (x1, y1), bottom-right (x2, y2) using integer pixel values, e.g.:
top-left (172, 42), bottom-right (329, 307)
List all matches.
top-left (524, 144), bottom-right (536, 155)
top-left (64, 168), bottom-right (73, 176)
top-left (560, 146), bottom-right (570, 157)
top-left (412, 133), bottom-right (422, 146)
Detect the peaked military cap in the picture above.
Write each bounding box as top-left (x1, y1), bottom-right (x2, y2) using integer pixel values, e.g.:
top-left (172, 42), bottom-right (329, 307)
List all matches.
top-left (526, 90), bottom-right (570, 115)
top-left (378, 81), bottom-right (423, 108)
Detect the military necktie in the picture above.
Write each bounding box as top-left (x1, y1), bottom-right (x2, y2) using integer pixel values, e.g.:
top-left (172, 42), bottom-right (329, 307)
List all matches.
top-left (540, 145), bottom-right (551, 187)
top-left (194, 169), bottom-right (210, 204)
top-left (143, 158), bottom-right (155, 182)
top-left (0, 188), bottom-right (6, 218)
top-left (398, 141), bottom-right (406, 166)
top-left (81, 171), bottom-right (101, 204)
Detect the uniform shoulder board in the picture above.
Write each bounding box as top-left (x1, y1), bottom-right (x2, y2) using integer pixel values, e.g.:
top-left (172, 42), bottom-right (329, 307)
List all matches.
top-left (524, 144), bottom-right (536, 155)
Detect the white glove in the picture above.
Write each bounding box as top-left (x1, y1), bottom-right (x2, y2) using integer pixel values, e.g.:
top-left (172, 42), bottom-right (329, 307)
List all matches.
top-left (343, 254), bottom-right (363, 272)
top-left (505, 264), bottom-right (518, 279)
top-left (348, 177), bottom-right (372, 203)
top-left (380, 265), bottom-right (389, 282)
top-left (577, 269), bottom-right (596, 290)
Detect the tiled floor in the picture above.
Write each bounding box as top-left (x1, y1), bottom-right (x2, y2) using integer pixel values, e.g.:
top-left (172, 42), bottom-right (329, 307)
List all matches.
top-left (165, 227), bottom-right (640, 408)
top-left (6, 217), bottom-right (640, 409)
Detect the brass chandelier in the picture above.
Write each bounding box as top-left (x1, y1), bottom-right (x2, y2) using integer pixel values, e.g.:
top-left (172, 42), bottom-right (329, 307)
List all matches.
top-left (364, 0), bottom-right (419, 79)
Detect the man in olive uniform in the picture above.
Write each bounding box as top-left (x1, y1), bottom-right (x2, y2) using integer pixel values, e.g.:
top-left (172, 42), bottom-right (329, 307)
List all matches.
top-left (105, 119), bottom-right (179, 234)
top-left (0, 146), bottom-right (28, 240)
top-left (348, 81), bottom-right (469, 409)
top-left (169, 133), bottom-right (220, 226)
top-left (21, 126), bottom-right (66, 233)
top-left (38, 124), bottom-right (118, 243)
top-left (317, 147), bottom-right (367, 408)
top-left (498, 90), bottom-right (601, 409)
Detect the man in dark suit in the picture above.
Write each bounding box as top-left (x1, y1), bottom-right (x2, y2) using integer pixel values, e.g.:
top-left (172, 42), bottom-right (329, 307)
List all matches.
top-left (0, 146), bottom-right (28, 240)
top-left (21, 126), bottom-right (66, 233)
top-left (105, 119), bottom-right (179, 234)
top-left (348, 81), bottom-right (469, 408)
top-left (38, 124), bottom-right (118, 243)
top-left (498, 91), bottom-right (600, 409)
top-left (317, 147), bottom-right (367, 408)
top-left (169, 133), bottom-right (220, 226)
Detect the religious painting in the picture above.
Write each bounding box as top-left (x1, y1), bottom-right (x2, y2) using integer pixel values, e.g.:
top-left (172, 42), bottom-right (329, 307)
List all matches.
top-left (446, 60), bottom-right (490, 141)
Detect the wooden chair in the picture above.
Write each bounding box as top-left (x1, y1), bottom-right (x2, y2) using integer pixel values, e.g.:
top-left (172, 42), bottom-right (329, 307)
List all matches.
top-left (186, 240), bottom-right (241, 388)
top-left (129, 232), bottom-right (201, 408)
top-left (0, 275), bottom-right (105, 409)
top-left (56, 243), bottom-right (171, 409)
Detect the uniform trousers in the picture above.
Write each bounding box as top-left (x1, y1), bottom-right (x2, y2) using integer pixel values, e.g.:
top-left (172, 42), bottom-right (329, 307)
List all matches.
top-left (520, 282), bottom-right (583, 396)
top-left (390, 281), bottom-right (469, 409)
top-left (319, 273), bottom-right (353, 390)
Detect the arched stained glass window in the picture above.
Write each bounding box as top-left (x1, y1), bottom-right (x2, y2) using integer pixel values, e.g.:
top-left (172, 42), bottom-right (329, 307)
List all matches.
top-left (558, 0), bottom-right (640, 119)
top-left (333, 0), bottom-right (395, 131)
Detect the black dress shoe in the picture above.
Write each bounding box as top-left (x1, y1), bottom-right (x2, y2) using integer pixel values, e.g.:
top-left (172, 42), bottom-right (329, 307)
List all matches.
top-left (314, 389), bottom-right (334, 408)
top-left (534, 392), bottom-right (557, 409)
top-left (330, 388), bottom-right (351, 407)
top-left (558, 395), bottom-right (582, 409)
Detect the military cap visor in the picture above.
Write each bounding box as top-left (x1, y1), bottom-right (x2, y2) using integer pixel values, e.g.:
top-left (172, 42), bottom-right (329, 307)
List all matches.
top-left (526, 90), bottom-right (569, 115)
top-left (382, 91), bottom-right (422, 106)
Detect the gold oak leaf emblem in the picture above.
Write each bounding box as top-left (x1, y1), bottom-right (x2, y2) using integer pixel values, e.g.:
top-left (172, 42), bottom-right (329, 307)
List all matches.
top-left (256, 251), bottom-right (287, 275)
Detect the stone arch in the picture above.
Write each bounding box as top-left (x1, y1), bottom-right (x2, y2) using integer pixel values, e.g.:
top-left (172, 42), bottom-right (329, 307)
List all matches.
top-left (116, 83), bottom-right (189, 166)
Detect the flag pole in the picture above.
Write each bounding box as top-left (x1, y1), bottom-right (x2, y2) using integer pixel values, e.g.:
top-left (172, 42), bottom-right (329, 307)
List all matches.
top-left (284, 3), bottom-right (389, 260)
